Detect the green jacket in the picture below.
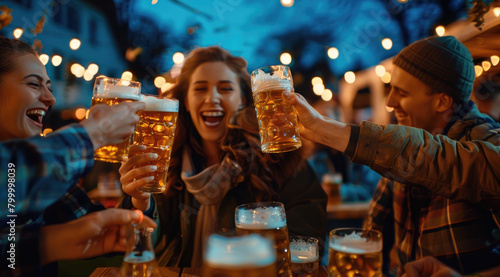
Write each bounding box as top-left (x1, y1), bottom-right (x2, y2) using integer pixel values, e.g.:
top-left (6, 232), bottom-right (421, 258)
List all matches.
top-left (347, 102), bottom-right (500, 275)
top-left (149, 162), bottom-right (327, 267)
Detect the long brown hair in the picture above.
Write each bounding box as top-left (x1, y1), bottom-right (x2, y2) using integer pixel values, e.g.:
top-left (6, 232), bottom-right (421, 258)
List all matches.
top-left (164, 46), bottom-right (304, 201)
top-left (0, 36), bottom-right (37, 83)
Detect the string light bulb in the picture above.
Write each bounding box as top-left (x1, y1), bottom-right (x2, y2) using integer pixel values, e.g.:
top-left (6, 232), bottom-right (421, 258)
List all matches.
top-left (51, 55), bottom-right (62, 66)
top-left (435, 26), bottom-right (445, 36)
top-left (13, 28), bottom-right (23, 39)
top-left (69, 38), bottom-right (81, 50)
top-left (344, 71), bottom-right (355, 84)
top-left (280, 52), bottom-right (292, 65)
top-left (327, 47), bottom-right (339, 59)
top-left (381, 38), bottom-right (393, 50)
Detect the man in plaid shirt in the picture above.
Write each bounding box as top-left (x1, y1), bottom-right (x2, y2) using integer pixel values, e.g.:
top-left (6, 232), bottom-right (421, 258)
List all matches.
top-left (287, 36), bottom-right (500, 276)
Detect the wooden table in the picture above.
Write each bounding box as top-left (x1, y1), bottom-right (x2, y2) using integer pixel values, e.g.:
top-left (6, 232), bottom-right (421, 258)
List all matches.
top-left (326, 201), bottom-right (370, 220)
top-left (90, 266), bottom-right (329, 276)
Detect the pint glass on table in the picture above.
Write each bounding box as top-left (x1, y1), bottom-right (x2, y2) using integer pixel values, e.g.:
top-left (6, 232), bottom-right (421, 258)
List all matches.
top-left (203, 234), bottom-right (278, 277)
top-left (290, 236), bottom-right (319, 277)
top-left (328, 228), bottom-right (383, 277)
top-left (130, 95), bottom-right (178, 193)
top-left (235, 202), bottom-right (293, 277)
top-left (92, 76), bottom-right (142, 163)
top-left (251, 65), bottom-right (301, 153)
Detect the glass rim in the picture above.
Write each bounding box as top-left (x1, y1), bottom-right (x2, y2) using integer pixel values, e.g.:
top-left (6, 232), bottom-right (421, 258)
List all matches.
top-left (235, 201), bottom-right (285, 210)
top-left (94, 75), bottom-right (141, 86)
top-left (251, 64), bottom-right (290, 75)
top-left (329, 227), bottom-right (382, 238)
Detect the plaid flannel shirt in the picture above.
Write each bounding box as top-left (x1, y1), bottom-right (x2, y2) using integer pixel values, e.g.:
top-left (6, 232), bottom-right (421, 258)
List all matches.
top-left (0, 124), bottom-right (102, 276)
top-left (345, 102), bottom-right (500, 275)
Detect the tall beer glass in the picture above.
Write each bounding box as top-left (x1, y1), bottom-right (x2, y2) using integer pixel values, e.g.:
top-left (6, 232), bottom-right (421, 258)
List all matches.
top-left (130, 95), bottom-right (179, 193)
top-left (251, 65), bottom-right (302, 153)
top-left (92, 76), bottom-right (142, 163)
top-left (235, 202), bottom-right (293, 277)
top-left (328, 228), bottom-right (383, 277)
top-left (290, 236), bottom-right (319, 277)
top-left (203, 234), bottom-right (278, 277)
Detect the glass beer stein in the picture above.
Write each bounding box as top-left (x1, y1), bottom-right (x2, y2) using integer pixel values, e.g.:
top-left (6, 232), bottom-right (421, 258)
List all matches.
top-left (289, 236), bottom-right (319, 277)
top-left (202, 234), bottom-right (278, 277)
top-left (235, 202), bottom-right (293, 277)
top-left (91, 76), bottom-right (142, 163)
top-left (251, 65), bottom-right (301, 153)
top-left (328, 228), bottom-right (383, 277)
top-left (129, 95), bottom-right (179, 193)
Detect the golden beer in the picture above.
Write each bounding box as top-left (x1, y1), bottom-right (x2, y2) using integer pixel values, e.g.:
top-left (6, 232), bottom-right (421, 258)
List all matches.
top-left (203, 234), bottom-right (278, 277)
top-left (130, 96), bottom-right (179, 193)
top-left (251, 65), bottom-right (301, 153)
top-left (235, 202), bottom-right (293, 277)
top-left (119, 252), bottom-right (161, 277)
top-left (91, 76), bottom-right (142, 163)
top-left (290, 236), bottom-right (319, 277)
top-left (328, 229), bottom-right (383, 277)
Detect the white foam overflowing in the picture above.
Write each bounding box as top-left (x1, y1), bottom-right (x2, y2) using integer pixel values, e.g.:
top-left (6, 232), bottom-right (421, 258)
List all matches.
top-left (96, 81), bottom-right (141, 100)
top-left (204, 234), bottom-right (276, 267)
top-left (252, 68), bottom-right (292, 93)
top-left (142, 96), bottom-right (179, 112)
top-left (235, 206), bottom-right (287, 229)
top-left (330, 232), bottom-right (382, 254)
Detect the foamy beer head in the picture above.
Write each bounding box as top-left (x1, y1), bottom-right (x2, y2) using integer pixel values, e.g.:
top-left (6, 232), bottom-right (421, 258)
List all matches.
top-left (251, 65), bottom-right (301, 153)
top-left (91, 76), bottom-right (142, 163)
top-left (92, 76), bottom-right (141, 102)
top-left (290, 236), bottom-right (319, 263)
top-left (328, 228), bottom-right (383, 277)
top-left (132, 95), bottom-right (179, 194)
top-left (203, 234), bottom-right (277, 277)
top-left (290, 236), bottom-right (319, 277)
top-left (235, 202), bottom-right (287, 230)
top-left (235, 202), bottom-right (292, 277)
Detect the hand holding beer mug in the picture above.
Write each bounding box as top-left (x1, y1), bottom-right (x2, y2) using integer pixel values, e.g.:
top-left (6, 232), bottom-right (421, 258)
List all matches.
top-left (235, 202), bottom-right (293, 277)
top-left (290, 236), bottom-right (319, 277)
top-left (251, 65), bottom-right (302, 153)
top-left (92, 76), bottom-right (142, 163)
top-left (129, 95), bottom-right (179, 193)
top-left (328, 228), bottom-right (383, 277)
top-left (203, 234), bottom-right (278, 277)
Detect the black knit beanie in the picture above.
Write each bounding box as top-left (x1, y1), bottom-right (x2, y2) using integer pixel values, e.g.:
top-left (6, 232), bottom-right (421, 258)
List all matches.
top-left (393, 36), bottom-right (475, 103)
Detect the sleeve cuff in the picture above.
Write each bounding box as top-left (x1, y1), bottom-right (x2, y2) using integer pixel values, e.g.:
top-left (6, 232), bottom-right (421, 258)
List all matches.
top-left (121, 195), bottom-right (156, 218)
top-left (343, 124), bottom-right (360, 158)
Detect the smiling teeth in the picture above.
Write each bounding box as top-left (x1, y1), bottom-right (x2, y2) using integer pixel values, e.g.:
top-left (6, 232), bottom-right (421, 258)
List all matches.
top-left (26, 110), bottom-right (46, 116)
top-left (201, 111), bottom-right (224, 117)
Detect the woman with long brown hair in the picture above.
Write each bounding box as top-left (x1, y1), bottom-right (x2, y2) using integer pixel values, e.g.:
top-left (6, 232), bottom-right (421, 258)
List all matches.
top-left (119, 46), bottom-right (327, 267)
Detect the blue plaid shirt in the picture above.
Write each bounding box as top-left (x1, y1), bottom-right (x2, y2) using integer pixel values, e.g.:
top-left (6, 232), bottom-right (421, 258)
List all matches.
top-left (0, 124), bottom-right (102, 276)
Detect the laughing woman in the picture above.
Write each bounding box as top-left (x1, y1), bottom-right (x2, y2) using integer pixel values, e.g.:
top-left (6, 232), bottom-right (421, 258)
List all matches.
top-left (119, 46), bottom-right (327, 267)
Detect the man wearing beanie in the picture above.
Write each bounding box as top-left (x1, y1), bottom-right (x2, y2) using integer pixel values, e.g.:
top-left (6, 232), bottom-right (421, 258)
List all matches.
top-left (285, 35), bottom-right (500, 276)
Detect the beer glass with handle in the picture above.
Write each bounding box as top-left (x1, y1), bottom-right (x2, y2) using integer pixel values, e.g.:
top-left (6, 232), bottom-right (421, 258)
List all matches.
top-left (129, 95), bottom-right (179, 193)
top-left (289, 236), bottom-right (319, 277)
top-left (203, 234), bottom-right (278, 277)
top-left (328, 228), bottom-right (383, 277)
top-left (92, 76), bottom-right (142, 163)
top-left (235, 202), bottom-right (293, 277)
top-left (251, 65), bottom-right (302, 153)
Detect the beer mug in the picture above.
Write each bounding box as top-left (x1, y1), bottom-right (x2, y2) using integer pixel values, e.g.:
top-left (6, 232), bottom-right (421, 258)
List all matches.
top-left (118, 224), bottom-right (161, 277)
top-left (91, 76), bottom-right (142, 163)
top-left (321, 173), bottom-right (342, 205)
top-left (130, 95), bottom-right (179, 193)
top-left (235, 202), bottom-right (293, 277)
top-left (328, 228), bottom-right (383, 277)
top-left (203, 234), bottom-right (278, 277)
top-left (251, 65), bottom-right (301, 153)
top-left (289, 236), bottom-right (319, 277)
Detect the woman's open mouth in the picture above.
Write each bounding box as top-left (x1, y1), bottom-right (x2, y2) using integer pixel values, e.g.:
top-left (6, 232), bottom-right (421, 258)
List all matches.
top-left (201, 110), bottom-right (225, 127)
top-left (26, 109), bottom-right (46, 127)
